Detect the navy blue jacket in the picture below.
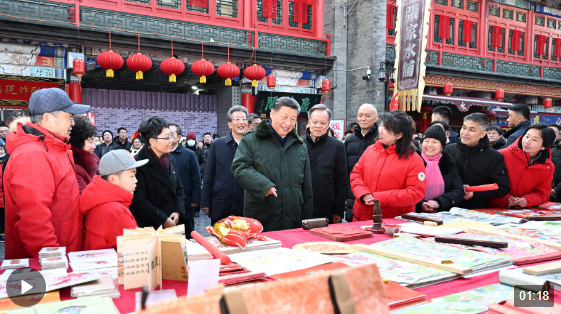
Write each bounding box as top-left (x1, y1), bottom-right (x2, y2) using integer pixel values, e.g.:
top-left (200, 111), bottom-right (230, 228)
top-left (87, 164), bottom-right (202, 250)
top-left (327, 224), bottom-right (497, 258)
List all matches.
top-left (201, 132), bottom-right (244, 221)
top-left (503, 120), bottom-right (531, 149)
top-left (449, 130), bottom-right (459, 144)
top-left (169, 145), bottom-right (202, 219)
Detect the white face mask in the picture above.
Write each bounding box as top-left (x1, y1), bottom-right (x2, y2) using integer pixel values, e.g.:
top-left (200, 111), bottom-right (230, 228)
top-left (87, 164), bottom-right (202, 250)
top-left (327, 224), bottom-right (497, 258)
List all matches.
top-left (94, 142), bottom-right (100, 146)
top-left (187, 140), bottom-right (196, 146)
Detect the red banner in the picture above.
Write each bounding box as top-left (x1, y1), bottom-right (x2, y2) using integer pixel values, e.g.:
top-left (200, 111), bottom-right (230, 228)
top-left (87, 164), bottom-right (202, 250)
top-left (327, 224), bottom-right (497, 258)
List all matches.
top-left (0, 79), bottom-right (61, 102)
top-left (555, 38), bottom-right (561, 57)
top-left (463, 20), bottom-right (473, 43)
top-left (492, 26), bottom-right (502, 47)
top-left (512, 30), bottom-right (521, 52)
top-left (537, 35), bottom-right (546, 55)
top-left (439, 15), bottom-right (450, 40)
top-left (387, 5), bottom-right (394, 30)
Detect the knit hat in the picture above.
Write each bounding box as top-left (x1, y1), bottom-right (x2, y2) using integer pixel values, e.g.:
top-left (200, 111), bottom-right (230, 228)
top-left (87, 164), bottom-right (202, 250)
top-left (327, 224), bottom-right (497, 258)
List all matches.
top-left (422, 125), bottom-right (447, 148)
top-left (186, 132), bottom-right (196, 140)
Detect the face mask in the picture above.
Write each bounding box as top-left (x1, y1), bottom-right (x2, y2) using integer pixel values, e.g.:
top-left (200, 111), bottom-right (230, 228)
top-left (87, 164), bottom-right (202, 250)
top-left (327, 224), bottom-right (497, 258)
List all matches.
top-left (187, 140), bottom-right (196, 146)
top-left (94, 142), bottom-right (100, 146)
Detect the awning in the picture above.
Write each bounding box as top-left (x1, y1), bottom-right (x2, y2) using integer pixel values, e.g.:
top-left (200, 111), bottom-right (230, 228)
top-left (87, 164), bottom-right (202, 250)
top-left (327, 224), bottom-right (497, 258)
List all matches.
top-left (423, 95), bottom-right (513, 112)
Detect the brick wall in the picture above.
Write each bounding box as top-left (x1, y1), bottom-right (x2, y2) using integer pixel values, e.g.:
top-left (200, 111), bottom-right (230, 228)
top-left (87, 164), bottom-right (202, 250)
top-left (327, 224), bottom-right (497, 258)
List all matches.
top-left (90, 107), bottom-right (217, 141)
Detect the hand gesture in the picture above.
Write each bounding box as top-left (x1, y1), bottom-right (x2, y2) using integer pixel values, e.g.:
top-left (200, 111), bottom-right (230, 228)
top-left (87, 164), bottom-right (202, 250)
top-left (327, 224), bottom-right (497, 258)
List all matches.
top-left (333, 215), bottom-right (342, 224)
top-left (169, 212), bottom-right (180, 224)
top-left (463, 185), bottom-right (474, 200)
top-left (201, 207), bottom-right (210, 214)
top-left (362, 193), bottom-right (374, 206)
top-left (265, 187), bottom-right (278, 197)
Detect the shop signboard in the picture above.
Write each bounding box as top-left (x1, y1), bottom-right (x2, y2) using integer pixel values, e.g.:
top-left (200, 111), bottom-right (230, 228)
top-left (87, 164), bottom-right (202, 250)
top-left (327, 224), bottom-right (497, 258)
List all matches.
top-left (0, 74), bottom-right (64, 106)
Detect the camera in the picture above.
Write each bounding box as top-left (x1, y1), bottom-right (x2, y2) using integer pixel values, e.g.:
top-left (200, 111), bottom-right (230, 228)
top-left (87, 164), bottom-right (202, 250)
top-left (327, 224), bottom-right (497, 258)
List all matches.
top-left (362, 75), bottom-right (370, 81)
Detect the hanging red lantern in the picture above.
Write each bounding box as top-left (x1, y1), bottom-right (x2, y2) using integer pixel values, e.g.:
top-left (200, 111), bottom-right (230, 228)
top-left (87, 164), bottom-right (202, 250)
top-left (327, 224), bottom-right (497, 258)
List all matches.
top-left (127, 53), bottom-right (152, 80)
top-left (496, 89), bottom-right (504, 101)
top-left (161, 57), bottom-right (185, 83)
top-left (481, 108), bottom-right (497, 118)
top-left (444, 83), bottom-right (453, 96)
top-left (217, 62), bottom-right (240, 86)
top-left (244, 64), bottom-right (266, 87)
top-left (73, 58), bottom-right (85, 78)
top-left (267, 74), bottom-right (276, 89)
top-left (322, 79), bottom-right (331, 93)
top-left (191, 59), bottom-right (215, 84)
top-left (96, 32), bottom-right (124, 78)
top-left (544, 98), bottom-right (553, 109)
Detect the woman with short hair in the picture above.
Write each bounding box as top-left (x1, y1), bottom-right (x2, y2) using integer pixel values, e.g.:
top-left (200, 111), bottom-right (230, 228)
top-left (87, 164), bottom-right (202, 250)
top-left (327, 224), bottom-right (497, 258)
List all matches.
top-left (69, 117), bottom-right (99, 193)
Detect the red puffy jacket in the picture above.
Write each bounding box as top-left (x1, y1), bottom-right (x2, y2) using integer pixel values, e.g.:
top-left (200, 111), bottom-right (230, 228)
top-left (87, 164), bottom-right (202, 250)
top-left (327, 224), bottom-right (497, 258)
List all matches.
top-left (4, 122), bottom-right (83, 259)
top-left (351, 140), bottom-right (427, 220)
top-left (490, 138), bottom-right (554, 208)
top-left (81, 176), bottom-right (137, 250)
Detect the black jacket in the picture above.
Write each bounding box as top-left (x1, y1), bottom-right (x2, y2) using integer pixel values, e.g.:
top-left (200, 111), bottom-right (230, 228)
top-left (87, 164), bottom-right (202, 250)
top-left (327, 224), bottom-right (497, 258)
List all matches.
top-left (169, 145), bottom-right (202, 219)
top-left (551, 143), bottom-right (561, 196)
top-left (305, 129), bottom-right (349, 223)
top-left (94, 141), bottom-right (118, 158)
top-left (201, 132), bottom-right (244, 221)
top-left (187, 144), bottom-right (207, 176)
top-left (490, 137), bottom-right (507, 150)
top-left (415, 152), bottom-right (464, 212)
top-left (344, 125), bottom-right (378, 221)
top-left (503, 120), bottom-right (531, 148)
top-left (114, 139), bottom-right (132, 151)
top-left (130, 146), bottom-right (185, 229)
top-left (443, 136), bottom-right (510, 209)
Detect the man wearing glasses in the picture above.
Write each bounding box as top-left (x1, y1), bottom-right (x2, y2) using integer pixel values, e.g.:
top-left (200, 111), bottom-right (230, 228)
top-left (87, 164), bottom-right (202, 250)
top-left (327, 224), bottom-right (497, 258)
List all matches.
top-left (130, 116), bottom-right (185, 230)
top-left (115, 127), bottom-right (132, 151)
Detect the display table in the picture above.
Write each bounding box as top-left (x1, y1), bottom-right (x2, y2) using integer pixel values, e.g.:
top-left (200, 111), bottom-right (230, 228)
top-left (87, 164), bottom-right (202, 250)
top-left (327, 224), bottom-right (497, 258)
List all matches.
top-left (3, 219), bottom-right (561, 313)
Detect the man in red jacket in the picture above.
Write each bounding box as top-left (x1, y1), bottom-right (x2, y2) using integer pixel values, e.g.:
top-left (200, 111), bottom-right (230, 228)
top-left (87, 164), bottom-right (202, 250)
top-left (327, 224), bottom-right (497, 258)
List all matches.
top-left (4, 88), bottom-right (89, 259)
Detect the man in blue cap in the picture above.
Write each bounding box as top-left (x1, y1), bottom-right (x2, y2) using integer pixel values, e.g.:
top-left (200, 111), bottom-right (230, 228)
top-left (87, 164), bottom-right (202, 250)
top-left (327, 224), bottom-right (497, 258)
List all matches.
top-left (4, 88), bottom-right (90, 258)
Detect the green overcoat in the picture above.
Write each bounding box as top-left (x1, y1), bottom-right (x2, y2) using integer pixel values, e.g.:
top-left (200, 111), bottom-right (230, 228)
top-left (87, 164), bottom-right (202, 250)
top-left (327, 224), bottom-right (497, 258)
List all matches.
top-left (232, 121), bottom-right (313, 231)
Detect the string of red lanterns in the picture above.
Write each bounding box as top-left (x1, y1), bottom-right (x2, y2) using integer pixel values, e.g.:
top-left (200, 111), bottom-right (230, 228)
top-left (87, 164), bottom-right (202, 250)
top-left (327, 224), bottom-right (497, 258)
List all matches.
top-left (160, 40), bottom-right (185, 83)
top-left (217, 46), bottom-right (240, 86)
top-left (96, 32), bottom-right (124, 78)
top-left (127, 35), bottom-right (152, 80)
top-left (191, 42), bottom-right (215, 84)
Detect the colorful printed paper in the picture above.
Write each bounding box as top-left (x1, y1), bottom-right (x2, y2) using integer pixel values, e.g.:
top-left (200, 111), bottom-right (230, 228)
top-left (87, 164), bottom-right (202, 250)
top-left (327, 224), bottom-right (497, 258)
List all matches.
top-left (330, 251), bottom-right (458, 286)
top-left (476, 208), bottom-right (561, 219)
top-left (33, 296), bottom-right (119, 314)
top-left (500, 226), bottom-right (561, 244)
top-left (397, 207), bottom-right (523, 225)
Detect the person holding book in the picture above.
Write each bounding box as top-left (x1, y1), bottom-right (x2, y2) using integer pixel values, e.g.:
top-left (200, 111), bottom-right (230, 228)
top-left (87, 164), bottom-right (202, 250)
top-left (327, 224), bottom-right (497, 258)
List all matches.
top-left (491, 124), bottom-right (555, 208)
top-left (80, 150), bottom-right (147, 250)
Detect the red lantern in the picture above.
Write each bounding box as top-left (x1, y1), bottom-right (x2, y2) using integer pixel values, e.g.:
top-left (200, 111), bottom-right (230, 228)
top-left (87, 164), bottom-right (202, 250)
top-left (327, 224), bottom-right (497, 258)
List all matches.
top-left (545, 98), bottom-right (553, 109)
top-left (496, 89), bottom-right (504, 101)
top-left (161, 57), bottom-right (185, 83)
top-left (267, 74), bottom-right (276, 89)
top-left (244, 64), bottom-right (266, 87)
top-left (217, 62), bottom-right (240, 86)
top-left (127, 53), bottom-right (152, 80)
top-left (444, 83), bottom-right (453, 96)
top-left (73, 58), bottom-right (85, 78)
top-left (481, 108), bottom-right (497, 118)
top-left (191, 59), bottom-right (215, 84)
top-left (96, 50), bottom-right (124, 78)
top-left (322, 79), bottom-right (331, 93)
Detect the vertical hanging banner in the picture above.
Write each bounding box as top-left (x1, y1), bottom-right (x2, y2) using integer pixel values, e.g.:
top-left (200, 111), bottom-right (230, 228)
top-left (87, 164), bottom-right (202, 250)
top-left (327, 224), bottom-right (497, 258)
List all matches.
top-left (394, 0), bottom-right (431, 112)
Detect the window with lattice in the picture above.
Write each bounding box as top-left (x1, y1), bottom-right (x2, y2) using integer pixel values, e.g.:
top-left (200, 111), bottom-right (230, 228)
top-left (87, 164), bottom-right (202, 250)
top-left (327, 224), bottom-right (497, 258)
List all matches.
top-left (534, 35), bottom-right (549, 59)
top-left (466, 0), bottom-right (478, 12)
top-left (257, 0), bottom-right (282, 24)
top-left (217, 0), bottom-right (237, 17)
top-left (516, 12), bottom-right (526, 23)
top-left (435, 0), bottom-right (447, 6)
top-left (186, 0), bottom-right (208, 13)
top-left (488, 26), bottom-right (505, 53)
top-left (458, 20), bottom-right (477, 48)
top-left (503, 9), bottom-right (513, 20)
top-left (508, 30), bottom-right (524, 56)
top-left (536, 16), bottom-right (545, 27)
top-left (289, 1), bottom-right (312, 28)
top-left (547, 18), bottom-right (556, 29)
top-left (388, 6), bottom-right (398, 36)
top-left (434, 15), bottom-right (455, 45)
top-left (158, 0), bottom-right (180, 9)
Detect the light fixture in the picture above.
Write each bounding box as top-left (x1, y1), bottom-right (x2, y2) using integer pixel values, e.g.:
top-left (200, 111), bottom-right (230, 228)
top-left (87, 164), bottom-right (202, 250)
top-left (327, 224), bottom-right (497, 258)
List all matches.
top-left (378, 66), bottom-right (385, 82)
top-left (191, 85), bottom-right (198, 90)
top-left (390, 71), bottom-right (395, 83)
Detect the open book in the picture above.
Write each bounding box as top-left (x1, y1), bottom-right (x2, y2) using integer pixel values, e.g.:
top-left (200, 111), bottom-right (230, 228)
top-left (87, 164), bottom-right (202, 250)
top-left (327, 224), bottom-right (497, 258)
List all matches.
top-left (117, 225), bottom-right (188, 290)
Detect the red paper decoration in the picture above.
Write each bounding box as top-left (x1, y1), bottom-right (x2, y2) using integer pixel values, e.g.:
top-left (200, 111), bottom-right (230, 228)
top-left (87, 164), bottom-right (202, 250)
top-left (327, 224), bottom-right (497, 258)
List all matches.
top-left (544, 98), bottom-right (553, 109)
top-left (73, 58), bottom-right (85, 78)
top-left (387, 6), bottom-right (394, 30)
top-left (161, 57), bottom-right (185, 83)
top-left (97, 51), bottom-right (123, 78)
top-left (492, 26), bottom-right (502, 48)
top-left (127, 53), bottom-right (152, 80)
top-left (482, 108), bottom-right (497, 118)
top-left (217, 62), bottom-right (240, 86)
top-left (293, 0), bottom-right (307, 24)
top-left (190, 0), bottom-right (207, 8)
top-left (496, 89), bottom-right (504, 101)
top-left (555, 39), bottom-right (561, 57)
top-left (444, 83), bottom-right (453, 96)
top-left (439, 15), bottom-right (450, 40)
top-left (463, 20), bottom-right (473, 43)
top-left (263, 0), bottom-right (277, 18)
top-left (244, 64), bottom-right (266, 87)
top-left (512, 30), bottom-right (522, 52)
top-left (537, 35), bottom-right (546, 55)
top-left (322, 79), bottom-right (331, 93)
top-left (267, 74), bottom-right (276, 89)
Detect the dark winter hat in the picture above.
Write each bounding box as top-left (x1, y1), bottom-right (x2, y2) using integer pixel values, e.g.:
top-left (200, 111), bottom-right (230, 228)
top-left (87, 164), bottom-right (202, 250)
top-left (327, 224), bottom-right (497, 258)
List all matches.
top-left (186, 132), bottom-right (197, 140)
top-left (422, 125), bottom-right (447, 148)
top-left (29, 88), bottom-right (89, 115)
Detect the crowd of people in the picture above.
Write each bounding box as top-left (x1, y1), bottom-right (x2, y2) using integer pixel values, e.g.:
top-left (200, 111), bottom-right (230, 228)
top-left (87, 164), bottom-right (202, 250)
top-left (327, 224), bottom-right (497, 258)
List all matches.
top-left (3, 87), bottom-right (561, 259)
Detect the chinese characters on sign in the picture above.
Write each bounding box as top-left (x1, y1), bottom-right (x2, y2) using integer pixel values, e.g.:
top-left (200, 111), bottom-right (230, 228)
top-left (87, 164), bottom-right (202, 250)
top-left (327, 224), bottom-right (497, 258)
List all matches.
top-left (329, 119), bottom-right (345, 140)
top-left (397, 0), bottom-right (425, 91)
top-left (255, 92), bottom-right (323, 119)
top-left (0, 78), bottom-right (63, 104)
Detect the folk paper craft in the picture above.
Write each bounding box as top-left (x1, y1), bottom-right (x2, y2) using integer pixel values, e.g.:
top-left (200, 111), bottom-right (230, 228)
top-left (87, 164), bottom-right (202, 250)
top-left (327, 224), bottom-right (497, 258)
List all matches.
top-left (309, 225), bottom-right (373, 241)
top-left (33, 296), bottom-right (119, 314)
top-left (135, 289), bottom-right (177, 310)
top-left (476, 208), bottom-right (561, 219)
top-left (538, 202), bottom-right (561, 210)
top-left (271, 262), bottom-right (350, 281)
top-left (0, 271), bottom-right (100, 299)
top-left (227, 248), bottom-right (335, 276)
top-left (292, 242), bottom-right (356, 254)
top-left (188, 236), bottom-right (282, 259)
top-left (1, 259), bottom-right (28, 270)
top-left (399, 223), bottom-right (464, 236)
top-left (422, 232), bottom-right (561, 265)
top-left (397, 208), bottom-right (523, 225)
top-left (500, 227), bottom-right (561, 244)
top-left (498, 268), bottom-right (559, 291)
top-left (330, 250), bottom-right (458, 287)
top-left (0, 291), bottom-right (59, 310)
top-left (187, 259), bottom-right (220, 296)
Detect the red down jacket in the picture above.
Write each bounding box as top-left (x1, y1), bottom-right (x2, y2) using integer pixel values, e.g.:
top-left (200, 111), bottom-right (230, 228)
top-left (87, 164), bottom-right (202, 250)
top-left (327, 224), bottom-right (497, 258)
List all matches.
top-left (80, 176), bottom-right (137, 250)
top-left (490, 138), bottom-right (554, 208)
top-left (4, 122), bottom-right (83, 259)
top-left (351, 140), bottom-right (427, 220)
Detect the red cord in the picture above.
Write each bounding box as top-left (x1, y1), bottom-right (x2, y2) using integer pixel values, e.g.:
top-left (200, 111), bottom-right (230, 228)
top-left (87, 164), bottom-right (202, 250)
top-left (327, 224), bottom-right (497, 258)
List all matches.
top-left (171, 39), bottom-right (174, 56)
top-left (109, 31), bottom-right (111, 50)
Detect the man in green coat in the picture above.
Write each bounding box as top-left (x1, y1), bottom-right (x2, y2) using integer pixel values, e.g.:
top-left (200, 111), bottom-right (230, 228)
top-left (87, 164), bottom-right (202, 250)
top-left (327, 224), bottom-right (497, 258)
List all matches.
top-left (232, 97), bottom-right (313, 231)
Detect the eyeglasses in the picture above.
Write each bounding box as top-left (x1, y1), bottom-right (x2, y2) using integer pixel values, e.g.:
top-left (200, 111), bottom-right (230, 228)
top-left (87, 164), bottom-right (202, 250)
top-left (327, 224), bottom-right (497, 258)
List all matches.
top-left (487, 132), bottom-right (499, 136)
top-left (232, 118), bottom-right (248, 123)
top-left (156, 134), bottom-right (175, 141)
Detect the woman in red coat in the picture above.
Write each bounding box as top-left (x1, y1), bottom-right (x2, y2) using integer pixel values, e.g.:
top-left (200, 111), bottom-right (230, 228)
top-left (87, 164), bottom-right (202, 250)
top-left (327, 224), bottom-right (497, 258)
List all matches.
top-left (351, 110), bottom-right (427, 220)
top-left (491, 124), bottom-right (555, 208)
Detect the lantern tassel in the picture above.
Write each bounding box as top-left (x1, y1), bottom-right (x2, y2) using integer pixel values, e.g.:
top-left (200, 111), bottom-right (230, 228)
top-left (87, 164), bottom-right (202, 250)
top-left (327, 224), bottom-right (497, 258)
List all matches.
top-left (225, 78), bottom-right (232, 86)
top-left (200, 76), bottom-right (207, 84)
top-left (106, 69), bottom-right (114, 78)
top-left (136, 71), bottom-right (143, 80)
top-left (252, 80), bottom-right (258, 87)
top-left (169, 74), bottom-right (176, 83)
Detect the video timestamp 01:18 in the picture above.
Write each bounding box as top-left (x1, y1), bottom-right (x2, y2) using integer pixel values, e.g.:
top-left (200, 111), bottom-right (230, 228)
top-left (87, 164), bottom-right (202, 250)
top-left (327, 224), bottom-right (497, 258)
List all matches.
top-left (513, 285), bottom-right (555, 308)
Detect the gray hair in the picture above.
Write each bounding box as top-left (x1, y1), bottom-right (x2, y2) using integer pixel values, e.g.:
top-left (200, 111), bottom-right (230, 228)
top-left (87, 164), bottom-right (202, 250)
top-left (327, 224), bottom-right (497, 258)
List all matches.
top-left (227, 106), bottom-right (249, 122)
top-left (358, 103), bottom-right (377, 116)
top-left (168, 123), bottom-right (183, 136)
top-left (464, 112), bottom-right (490, 130)
top-left (30, 111), bottom-right (59, 124)
top-left (248, 113), bottom-right (261, 124)
top-left (308, 104), bottom-right (332, 122)
top-left (273, 97), bottom-right (301, 114)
